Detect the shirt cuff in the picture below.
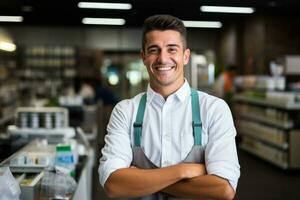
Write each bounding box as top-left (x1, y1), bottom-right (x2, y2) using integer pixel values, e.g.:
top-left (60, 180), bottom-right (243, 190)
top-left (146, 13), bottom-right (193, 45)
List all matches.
top-left (98, 158), bottom-right (129, 187)
top-left (206, 162), bottom-right (240, 191)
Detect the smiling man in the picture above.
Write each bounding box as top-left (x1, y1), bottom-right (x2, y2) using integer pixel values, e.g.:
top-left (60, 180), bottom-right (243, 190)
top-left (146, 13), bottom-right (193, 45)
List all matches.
top-left (99, 14), bottom-right (240, 200)
top-left (142, 29), bottom-right (189, 98)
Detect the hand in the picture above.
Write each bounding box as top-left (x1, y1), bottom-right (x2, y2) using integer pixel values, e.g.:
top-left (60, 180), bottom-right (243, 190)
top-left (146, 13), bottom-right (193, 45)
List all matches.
top-left (178, 163), bottom-right (206, 179)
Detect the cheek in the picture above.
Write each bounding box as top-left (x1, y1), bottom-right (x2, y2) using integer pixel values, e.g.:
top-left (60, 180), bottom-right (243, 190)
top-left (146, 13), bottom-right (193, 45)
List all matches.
top-left (145, 56), bottom-right (157, 65)
top-left (172, 55), bottom-right (182, 64)
top-left (145, 61), bottom-right (154, 72)
top-left (144, 60), bottom-right (152, 68)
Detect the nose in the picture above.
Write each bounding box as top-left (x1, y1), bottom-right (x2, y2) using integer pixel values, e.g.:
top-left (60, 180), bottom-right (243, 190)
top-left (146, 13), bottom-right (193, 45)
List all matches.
top-left (157, 49), bottom-right (169, 64)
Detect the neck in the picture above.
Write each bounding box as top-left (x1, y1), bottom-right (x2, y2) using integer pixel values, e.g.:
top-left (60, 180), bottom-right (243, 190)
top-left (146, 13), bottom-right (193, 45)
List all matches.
top-left (151, 79), bottom-right (185, 99)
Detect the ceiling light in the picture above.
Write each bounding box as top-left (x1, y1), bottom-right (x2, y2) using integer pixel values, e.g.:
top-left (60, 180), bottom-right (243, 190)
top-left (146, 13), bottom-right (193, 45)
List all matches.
top-left (200, 6), bottom-right (255, 14)
top-left (183, 21), bottom-right (222, 28)
top-left (0, 41), bottom-right (16, 52)
top-left (82, 18), bottom-right (125, 25)
top-left (0, 16), bottom-right (23, 22)
top-left (78, 2), bottom-right (132, 10)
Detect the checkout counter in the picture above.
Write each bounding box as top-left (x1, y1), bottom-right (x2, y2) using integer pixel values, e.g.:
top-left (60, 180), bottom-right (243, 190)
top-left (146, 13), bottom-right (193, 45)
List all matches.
top-left (0, 107), bottom-right (97, 200)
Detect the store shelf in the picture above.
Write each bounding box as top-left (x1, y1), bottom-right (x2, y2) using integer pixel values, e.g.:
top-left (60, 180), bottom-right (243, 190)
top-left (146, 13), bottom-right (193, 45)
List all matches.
top-left (0, 51), bottom-right (19, 132)
top-left (239, 113), bottom-right (293, 129)
top-left (238, 119), bottom-right (289, 150)
top-left (235, 95), bottom-right (300, 110)
top-left (240, 138), bottom-right (288, 169)
top-left (239, 128), bottom-right (288, 150)
top-left (8, 125), bottom-right (75, 139)
top-left (235, 88), bottom-right (300, 169)
top-left (18, 45), bottom-right (78, 99)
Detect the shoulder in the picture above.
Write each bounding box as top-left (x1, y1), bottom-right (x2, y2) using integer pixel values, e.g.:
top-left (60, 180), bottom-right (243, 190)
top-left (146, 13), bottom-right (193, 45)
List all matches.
top-left (196, 90), bottom-right (232, 120)
top-left (197, 90), bottom-right (227, 108)
top-left (108, 92), bottom-right (145, 128)
top-left (113, 92), bottom-right (146, 113)
top-left (195, 91), bottom-right (236, 140)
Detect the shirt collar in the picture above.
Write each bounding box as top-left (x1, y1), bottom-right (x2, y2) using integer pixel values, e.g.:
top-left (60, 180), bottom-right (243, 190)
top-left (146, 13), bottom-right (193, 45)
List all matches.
top-left (174, 79), bottom-right (191, 102)
top-left (146, 85), bottom-right (163, 104)
top-left (146, 79), bottom-right (191, 103)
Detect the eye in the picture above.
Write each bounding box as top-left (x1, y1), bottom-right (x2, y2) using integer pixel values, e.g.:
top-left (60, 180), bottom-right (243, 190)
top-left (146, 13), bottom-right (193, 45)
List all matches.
top-left (147, 48), bottom-right (159, 54)
top-left (168, 47), bottom-right (178, 53)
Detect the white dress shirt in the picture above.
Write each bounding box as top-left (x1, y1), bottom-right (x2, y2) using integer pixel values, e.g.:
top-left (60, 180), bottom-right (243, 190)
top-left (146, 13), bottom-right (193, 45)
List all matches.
top-left (99, 80), bottom-right (240, 190)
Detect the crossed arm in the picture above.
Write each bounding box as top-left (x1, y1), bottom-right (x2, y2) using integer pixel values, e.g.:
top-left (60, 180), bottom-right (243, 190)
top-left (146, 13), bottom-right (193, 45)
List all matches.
top-left (104, 163), bottom-right (235, 200)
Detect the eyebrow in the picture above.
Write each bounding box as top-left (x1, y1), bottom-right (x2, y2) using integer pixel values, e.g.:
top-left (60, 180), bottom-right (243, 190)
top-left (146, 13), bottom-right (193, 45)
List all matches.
top-left (146, 44), bottom-right (180, 51)
top-left (167, 44), bottom-right (180, 48)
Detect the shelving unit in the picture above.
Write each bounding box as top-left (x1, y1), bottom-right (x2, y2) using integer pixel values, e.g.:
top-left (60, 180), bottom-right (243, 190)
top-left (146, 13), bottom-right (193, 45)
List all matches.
top-left (0, 50), bottom-right (19, 132)
top-left (235, 95), bottom-right (300, 109)
top-left (234, 94), bottom-right (300, 169)
top-left (17, 45), bottom-right (77, 98)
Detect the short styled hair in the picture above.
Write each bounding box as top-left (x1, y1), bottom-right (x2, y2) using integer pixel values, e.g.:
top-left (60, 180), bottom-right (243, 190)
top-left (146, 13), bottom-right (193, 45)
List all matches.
top-left (141, 14), bottom-right (187, 50)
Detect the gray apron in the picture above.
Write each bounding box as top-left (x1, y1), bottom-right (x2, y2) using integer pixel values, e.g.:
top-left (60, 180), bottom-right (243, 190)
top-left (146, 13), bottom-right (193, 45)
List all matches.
top-left (130, 89), bottom-right (204, 200)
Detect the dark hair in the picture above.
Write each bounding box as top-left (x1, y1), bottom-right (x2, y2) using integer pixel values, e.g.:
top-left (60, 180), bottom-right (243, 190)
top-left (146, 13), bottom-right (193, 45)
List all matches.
top-left (142, 14), bottom-right (187, 50)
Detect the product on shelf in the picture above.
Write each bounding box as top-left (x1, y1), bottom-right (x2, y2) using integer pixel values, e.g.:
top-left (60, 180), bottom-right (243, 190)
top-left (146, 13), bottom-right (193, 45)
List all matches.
top-left (234, 85), bottom-right (300, 169)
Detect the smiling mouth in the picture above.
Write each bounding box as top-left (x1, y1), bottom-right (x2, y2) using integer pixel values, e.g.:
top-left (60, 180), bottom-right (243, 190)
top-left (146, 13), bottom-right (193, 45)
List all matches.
top-left (155, 66), bottom-right (175, 71)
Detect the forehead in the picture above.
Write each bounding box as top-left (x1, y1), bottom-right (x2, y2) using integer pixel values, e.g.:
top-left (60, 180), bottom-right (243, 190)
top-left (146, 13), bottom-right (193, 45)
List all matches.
top-left (144, 30), bottom-right (183, 47)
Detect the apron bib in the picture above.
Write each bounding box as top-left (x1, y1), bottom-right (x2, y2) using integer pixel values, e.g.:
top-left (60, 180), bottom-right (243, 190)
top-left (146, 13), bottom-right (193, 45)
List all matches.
top-left (130, 89), bottom-right (204, 200)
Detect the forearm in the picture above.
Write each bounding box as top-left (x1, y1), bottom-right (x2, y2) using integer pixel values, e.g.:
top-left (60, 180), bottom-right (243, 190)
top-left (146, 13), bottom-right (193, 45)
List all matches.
top-left (162, 175), bottom-right (235, 200)
top-left (104, 164), bottom-right (196, 198)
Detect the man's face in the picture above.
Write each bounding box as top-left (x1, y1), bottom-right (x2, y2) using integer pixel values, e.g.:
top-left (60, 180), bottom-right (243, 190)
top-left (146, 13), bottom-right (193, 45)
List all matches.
top-left (141, 30), bottom-right (190, 93)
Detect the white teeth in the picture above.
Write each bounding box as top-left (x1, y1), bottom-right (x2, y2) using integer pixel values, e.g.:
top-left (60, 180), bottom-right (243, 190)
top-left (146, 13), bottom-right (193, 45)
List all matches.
top-left (157, 67), bottom-right (172, 71)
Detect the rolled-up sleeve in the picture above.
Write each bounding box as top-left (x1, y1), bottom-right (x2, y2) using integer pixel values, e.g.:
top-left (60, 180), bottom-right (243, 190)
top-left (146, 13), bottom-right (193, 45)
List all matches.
top-left (98, 100), bottom-right (133, 187)
top-left (205, 99), bottom-right (240, 190)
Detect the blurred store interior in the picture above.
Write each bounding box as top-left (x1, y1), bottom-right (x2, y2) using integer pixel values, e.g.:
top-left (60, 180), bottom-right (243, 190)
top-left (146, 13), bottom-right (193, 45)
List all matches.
top-left (1, 0), bottom-right (300, 199)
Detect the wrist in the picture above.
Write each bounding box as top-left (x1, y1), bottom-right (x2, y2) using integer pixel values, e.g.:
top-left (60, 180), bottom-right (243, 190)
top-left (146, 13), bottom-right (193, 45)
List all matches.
top-left (177, 163), bottom-right (189, 179)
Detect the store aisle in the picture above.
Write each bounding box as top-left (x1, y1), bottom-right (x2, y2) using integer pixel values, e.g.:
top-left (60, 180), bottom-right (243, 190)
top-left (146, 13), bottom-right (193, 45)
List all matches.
top-left (236, 149), bottom-right (300, 200)
top-left (92, 149), bottom-right (300, 200)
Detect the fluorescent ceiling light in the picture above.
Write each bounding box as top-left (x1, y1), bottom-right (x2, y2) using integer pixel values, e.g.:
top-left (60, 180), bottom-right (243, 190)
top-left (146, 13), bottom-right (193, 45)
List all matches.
top-left (183, 21), bottom-right (222, 28)
top-left (78, 2), bottom-right (132, 10)
top-left (0, 41), bottom-right (16, 52)
top-left (200, 6), bottom-right (255, 14)
top-left (82, 18), bottom-right (125, 25)
top-left (0, 16), bottom-right (23, 22)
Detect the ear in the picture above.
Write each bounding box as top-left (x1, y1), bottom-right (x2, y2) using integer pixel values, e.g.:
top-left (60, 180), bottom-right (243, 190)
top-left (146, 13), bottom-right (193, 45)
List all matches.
top-left (183, 48), bottom-right (190, 65)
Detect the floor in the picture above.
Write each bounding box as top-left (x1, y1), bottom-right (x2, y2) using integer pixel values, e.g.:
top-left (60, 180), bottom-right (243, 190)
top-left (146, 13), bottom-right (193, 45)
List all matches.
top-left (92, 149), bottom-right (300, 200)
top-left (235, 150), bottom-right (300, 200)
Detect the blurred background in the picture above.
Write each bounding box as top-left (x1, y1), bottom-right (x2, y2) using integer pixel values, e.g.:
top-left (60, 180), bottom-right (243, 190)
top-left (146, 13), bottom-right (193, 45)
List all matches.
top-left (1, 0), bottom-right (300, 200)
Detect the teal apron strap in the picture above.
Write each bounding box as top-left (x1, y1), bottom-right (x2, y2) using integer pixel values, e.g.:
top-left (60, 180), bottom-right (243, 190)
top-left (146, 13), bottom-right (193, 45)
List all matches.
top-left (133, 93), bottom-right (147, 147)
top-left (191, 89), bottom-right (202, 146)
